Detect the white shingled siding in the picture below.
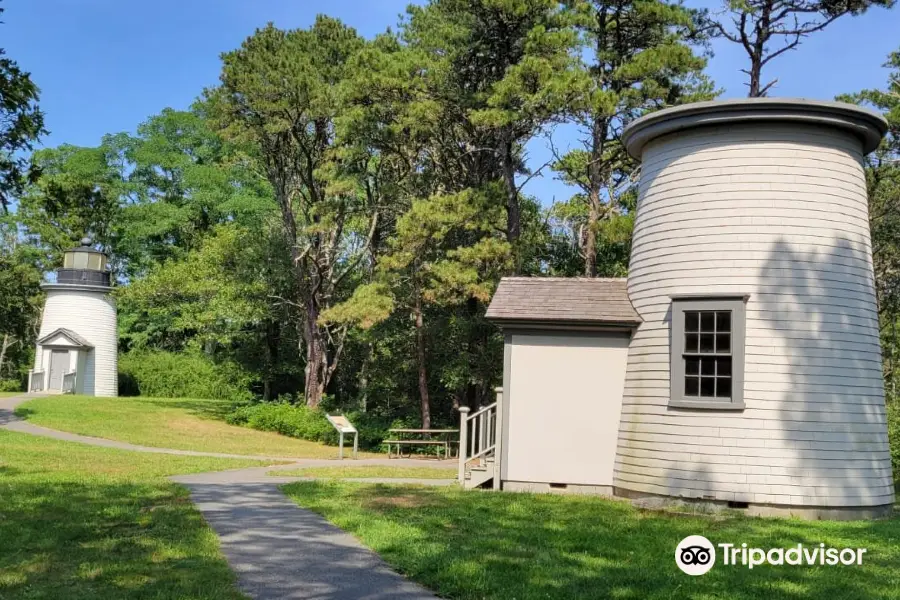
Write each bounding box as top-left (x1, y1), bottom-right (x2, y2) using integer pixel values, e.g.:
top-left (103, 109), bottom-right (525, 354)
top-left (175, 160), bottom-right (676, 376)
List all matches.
top-left (36, 288), bottom-right (118, 397)
top-left (614, 123), bottom-right (894, 508)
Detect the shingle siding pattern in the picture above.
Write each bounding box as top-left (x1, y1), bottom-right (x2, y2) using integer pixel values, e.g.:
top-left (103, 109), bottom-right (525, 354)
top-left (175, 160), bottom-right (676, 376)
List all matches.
top-left (36, 289), bottom-right (118, 397)
top-left (614, 123), bottom-right (894, 508)
top-left (486, 277), bottom-right (641, 325)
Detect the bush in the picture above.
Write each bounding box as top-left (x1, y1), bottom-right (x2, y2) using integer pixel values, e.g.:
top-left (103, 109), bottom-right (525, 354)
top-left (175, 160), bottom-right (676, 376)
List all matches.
top-left (225, 401), bottom-right (394, 449)
top-left (0, 379), bottom-right (23, 392)
top-left (118, 349), bottom-right (254, 403)
top-left (888, 399), bottom-right (900, 485)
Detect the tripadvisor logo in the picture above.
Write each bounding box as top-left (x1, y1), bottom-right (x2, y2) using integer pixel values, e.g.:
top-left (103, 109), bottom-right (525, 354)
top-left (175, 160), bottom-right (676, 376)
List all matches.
top-left (675, 536), bottom-right (867, 575)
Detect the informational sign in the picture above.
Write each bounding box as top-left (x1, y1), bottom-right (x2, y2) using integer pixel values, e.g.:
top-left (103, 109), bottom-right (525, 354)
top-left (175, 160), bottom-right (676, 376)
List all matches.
top-left (326, 415), bottom-right (357, 434)
top-left (326, 414), bottom-right (358, 459)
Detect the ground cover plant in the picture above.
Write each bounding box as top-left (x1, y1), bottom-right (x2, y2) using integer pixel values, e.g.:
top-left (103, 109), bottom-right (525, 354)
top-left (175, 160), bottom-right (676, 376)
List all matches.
top-left (284, 481), bottom-right (900, 600)
top-left (17, 395), bottom-right (377, 459)
top-left (0, 429), bottom-right (269, 599)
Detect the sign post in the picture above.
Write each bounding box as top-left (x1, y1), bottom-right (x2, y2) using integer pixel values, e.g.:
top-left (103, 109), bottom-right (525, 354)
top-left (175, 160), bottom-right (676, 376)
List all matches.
top-left (325, 414), bottom-right (358, 459)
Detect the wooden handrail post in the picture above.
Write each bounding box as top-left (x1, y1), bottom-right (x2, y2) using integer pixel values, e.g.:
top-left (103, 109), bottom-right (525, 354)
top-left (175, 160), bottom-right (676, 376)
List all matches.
top-left (458, 406), bottom-right (470, 483)
top-left (493, 387), bottom-right (503, 490)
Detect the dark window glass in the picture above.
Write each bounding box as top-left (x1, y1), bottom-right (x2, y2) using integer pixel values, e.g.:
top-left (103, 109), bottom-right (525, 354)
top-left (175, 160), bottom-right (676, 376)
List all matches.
top-left (685, 376), bottom-right (699, 396)
top-left (716, 334), bottom-right (731, 353)
top-left (716, 311), bottom-right (731, 332)
top-left (685, 357), bottom-right (700, 375)
top-left (681, 308), bottom-right (737, 403)
top-left (685, 312), bottom-right (699, 332)
top-left (685, 334), bottom-right (699, 353)
top-left (717, 357), bottom-right (732, 376)
top-left (716, 377), bottom-right (732, 398)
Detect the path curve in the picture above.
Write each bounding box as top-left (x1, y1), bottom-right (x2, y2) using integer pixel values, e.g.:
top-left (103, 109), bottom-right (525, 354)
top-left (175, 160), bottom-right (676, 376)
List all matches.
top-left (1, 393), bottom-right (449, 599)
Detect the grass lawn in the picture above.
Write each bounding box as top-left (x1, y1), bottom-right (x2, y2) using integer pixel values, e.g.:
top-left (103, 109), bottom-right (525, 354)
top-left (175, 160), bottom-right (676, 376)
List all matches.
top-left (0, 392), bottom-right (21, 398)
top-left (284, 481), bottom-right (900, 600)
top-left (0, 429), bottom-right (271, 599)
top-left (17, 395), bottom-right (376, 458)
top-left (273, 466), bottom-right (457, 479)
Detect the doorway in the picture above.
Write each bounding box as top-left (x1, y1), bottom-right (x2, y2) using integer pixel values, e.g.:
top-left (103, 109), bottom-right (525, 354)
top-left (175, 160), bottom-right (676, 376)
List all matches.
top-left (48, 349), bottom-right (69, 390)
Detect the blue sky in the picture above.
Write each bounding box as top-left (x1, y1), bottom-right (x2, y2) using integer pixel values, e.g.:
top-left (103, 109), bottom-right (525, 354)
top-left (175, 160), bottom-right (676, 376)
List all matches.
top-left (4, 0), bottom-right (899, 204)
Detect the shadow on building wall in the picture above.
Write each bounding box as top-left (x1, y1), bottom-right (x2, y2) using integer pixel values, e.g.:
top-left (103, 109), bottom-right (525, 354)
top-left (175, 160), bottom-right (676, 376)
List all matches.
top-left (757, 237), bottom-right (892, 505)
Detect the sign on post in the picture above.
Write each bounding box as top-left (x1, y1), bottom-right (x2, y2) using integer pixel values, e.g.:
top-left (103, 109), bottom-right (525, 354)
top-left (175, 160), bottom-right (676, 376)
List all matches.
top-left (326, 414), bottom-right (358, 459)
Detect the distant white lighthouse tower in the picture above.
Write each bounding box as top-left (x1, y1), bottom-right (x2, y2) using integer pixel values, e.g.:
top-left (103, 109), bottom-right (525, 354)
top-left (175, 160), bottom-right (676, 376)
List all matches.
top-left (30, 238), bottom-right (118, 396)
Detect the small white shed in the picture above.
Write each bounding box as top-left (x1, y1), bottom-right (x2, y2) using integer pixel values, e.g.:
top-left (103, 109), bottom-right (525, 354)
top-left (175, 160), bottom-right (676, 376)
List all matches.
top-left (485, 277), bottom-right (641, 494)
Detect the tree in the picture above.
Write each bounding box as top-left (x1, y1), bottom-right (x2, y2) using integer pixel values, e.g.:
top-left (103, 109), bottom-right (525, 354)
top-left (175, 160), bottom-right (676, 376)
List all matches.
top-left (711, 0), bottom-right (895, 97)
top-left (0, 219), bottom-right (41, 383)
top-left (212, 18), bottom-right (378, 408)
top-left (404, 0), bottom-right (576, 262)
top-left (553, 0), bottom-right (714, 276)
top-left (0, 2), bottom-right (45, 214)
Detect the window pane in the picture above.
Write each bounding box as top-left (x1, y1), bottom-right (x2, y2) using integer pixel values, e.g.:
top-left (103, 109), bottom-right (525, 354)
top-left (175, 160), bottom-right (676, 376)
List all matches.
top-left (700, 358), bottom-right (715, 375)
top-left (717, 357), bottom-right (732, 376)
top-left (685, 333), bottom-right (699, 353)
top-left (685, 311), bottom-right (699, 332)
top-left (716, 334), bottom-right (731, 353)
top-left (685, 357), bottom-right (700, 375)
top-left (685, 376), bottom-right (699, 396)
top-left (699, 334), bottom-right (715, 353)
top-left (716, 377), bottom-right (732, 398)
top-left (716, 311), bottom-right (731, 332)
top-left (700, 377), bottom-right (715, 397)
top-left (700, 312), bottom-right (715, 332)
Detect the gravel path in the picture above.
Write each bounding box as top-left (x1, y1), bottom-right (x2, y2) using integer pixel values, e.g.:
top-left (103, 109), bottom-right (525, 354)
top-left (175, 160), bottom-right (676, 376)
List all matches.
top-left (2, 393), bottom-right (449, 599)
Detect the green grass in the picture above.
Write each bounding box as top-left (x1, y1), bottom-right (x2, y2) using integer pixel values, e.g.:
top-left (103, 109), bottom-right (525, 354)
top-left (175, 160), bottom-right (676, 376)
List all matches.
top-left (0, 392), bottom-right (21, 398)
top-left (273, 466), bottom-right (457, 479)
top-left (17, 395), bottom-right (376, 458)
top-left (0, 429), bottom-right (272, 599)
top-left (284, 481), bottom-right (900, 600)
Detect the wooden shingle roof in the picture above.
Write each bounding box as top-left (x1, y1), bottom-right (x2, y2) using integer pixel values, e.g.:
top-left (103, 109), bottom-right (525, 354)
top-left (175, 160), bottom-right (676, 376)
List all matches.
top-left (486, 277), bottom-right (641, 329)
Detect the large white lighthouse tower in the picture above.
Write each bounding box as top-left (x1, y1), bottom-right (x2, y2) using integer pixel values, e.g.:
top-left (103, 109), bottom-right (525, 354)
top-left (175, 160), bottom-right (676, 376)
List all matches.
top-left (29, 238), bottom-right (118, 396)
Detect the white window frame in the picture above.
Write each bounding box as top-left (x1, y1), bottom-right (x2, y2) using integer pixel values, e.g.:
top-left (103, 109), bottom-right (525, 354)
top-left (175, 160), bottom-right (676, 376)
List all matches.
top-left (669, 296), bottom-right (747, 410)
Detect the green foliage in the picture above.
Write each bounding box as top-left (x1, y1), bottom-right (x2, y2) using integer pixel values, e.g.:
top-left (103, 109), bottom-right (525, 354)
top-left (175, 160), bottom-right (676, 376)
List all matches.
top-left (118, 349), bottom-right (254, 402)
top-left (0, 1), bottom-right (45, 213)
top-left (226, 401), bottom-right (394, 449)
top-left (226, 402), bottom-right (334, 443)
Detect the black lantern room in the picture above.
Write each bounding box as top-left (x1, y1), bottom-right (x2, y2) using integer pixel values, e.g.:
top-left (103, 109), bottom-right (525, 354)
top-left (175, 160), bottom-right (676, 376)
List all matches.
top-left (57, 237), bottom-right (111, 287)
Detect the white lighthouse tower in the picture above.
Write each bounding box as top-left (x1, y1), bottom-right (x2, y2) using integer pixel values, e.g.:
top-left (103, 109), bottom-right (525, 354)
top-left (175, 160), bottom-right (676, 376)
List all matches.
top-left (29, 238), bottom-right (118, 396)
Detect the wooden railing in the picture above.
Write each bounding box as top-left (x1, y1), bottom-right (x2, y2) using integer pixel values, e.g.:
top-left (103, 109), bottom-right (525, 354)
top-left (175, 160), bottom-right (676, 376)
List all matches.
top-left (457, 387), bottom-right (503, 487)
top-left (62, 371), bottom-right (77, 394)
top-left (29, 370), bottom-right (44, 392)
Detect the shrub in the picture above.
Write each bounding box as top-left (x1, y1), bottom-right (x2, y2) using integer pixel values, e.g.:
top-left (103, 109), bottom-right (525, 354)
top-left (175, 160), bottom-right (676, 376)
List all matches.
top-left (888, 399), bottom-right (900, 485)
top-left (118, 349), bottom-right (254, 403)
top-left (226, 401), bottom-right (393, 449)
top-left (0, 379), bottom-right (23, 392)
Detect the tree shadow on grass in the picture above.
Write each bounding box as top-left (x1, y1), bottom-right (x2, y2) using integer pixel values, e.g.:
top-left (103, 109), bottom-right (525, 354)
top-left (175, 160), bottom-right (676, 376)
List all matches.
top-left (0, 478), bottom-right (244, 600)
top-left (285, 482), bottom-right (900, 600)
top-left (136, 396), bottom-right (237, 421)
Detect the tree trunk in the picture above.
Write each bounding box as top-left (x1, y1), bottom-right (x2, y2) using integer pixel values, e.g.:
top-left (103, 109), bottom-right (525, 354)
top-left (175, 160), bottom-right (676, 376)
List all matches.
top-left (500, 135), bottom-right (521, 249)
top-left (303, 294), bottom-right (325, 408)
top-left (0, 334), bottom-right (9, 379)
top-left (413, 291), bottom-right (431, 429)
top-left (747, 1), bottom-right (772, 97)
top-left (585, 190), bottom-right (600, 277)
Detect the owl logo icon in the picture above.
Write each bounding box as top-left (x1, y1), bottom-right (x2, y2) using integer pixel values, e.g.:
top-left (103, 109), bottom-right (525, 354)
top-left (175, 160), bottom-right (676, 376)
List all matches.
top-left (676, 536), bottom-right (716, 575)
